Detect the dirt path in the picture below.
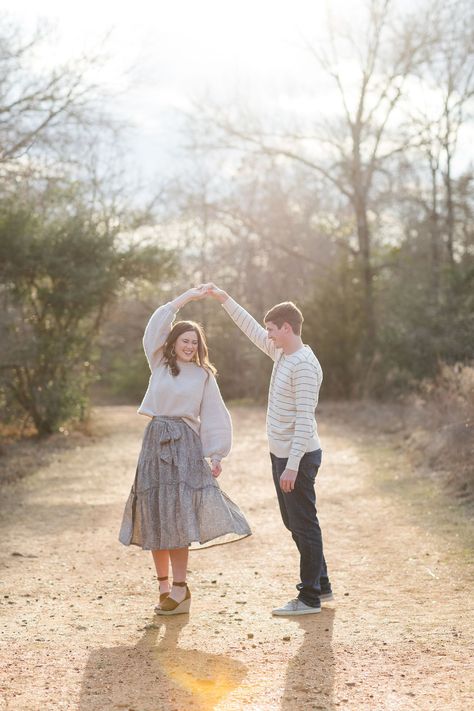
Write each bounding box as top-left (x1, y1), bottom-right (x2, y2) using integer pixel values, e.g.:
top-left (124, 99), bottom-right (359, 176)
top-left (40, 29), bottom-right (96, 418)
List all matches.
top-left (1, 405), bottom-right (473, 711)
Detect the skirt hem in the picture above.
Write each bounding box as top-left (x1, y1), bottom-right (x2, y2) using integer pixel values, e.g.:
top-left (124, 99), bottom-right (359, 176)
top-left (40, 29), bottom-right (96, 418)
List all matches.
top-left (121, 532), bottom-right (252, 552)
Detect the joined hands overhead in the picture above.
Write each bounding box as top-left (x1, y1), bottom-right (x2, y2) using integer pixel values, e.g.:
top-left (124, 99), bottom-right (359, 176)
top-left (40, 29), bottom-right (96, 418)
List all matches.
top-left (178, 283), bottom-right (228, 304)
top-left (198, 283), bottom-right (229, 303)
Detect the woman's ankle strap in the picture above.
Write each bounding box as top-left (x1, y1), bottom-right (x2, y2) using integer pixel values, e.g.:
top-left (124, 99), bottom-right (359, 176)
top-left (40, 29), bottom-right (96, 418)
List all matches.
top-left (157, 576), bottom-right (168, 581)
top-left (173, 581), bottom-right (187, 587)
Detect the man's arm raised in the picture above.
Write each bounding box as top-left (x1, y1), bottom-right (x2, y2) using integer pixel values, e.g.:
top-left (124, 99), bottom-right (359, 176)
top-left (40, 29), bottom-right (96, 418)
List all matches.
top-left (204, 283), bottom-right (277, 361)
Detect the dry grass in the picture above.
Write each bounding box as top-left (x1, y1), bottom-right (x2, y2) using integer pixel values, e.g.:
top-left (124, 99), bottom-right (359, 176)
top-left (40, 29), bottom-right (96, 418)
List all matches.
top-left (321, 363), bottom-right (474, 502)
top-left (407, 364), bottom-right (474, 499)
top-left (0, 411), bottom-right (108, 486)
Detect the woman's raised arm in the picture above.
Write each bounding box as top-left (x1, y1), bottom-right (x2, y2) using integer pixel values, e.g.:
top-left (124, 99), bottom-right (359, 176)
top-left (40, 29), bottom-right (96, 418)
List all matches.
top-left (143, 286), bottom-right (207, 370)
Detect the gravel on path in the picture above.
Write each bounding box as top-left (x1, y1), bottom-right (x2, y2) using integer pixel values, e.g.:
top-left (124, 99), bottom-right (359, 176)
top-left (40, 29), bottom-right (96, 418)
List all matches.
top-left (1, 405), bottom-right (473, 711)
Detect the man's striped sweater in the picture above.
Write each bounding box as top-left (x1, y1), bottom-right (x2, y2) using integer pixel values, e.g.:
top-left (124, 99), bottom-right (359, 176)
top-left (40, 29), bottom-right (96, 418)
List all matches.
top-left (222, 297), bottom-right (322, 470)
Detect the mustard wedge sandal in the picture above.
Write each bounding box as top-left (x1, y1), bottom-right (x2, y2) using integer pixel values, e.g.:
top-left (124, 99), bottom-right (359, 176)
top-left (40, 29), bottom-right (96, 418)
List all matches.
top-left (156, 581), bottom-right (191, 616)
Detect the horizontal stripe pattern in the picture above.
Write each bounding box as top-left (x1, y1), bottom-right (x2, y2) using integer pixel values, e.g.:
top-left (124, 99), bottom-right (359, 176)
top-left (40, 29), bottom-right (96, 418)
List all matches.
top-left (222, 298), bottom-right (322, 469)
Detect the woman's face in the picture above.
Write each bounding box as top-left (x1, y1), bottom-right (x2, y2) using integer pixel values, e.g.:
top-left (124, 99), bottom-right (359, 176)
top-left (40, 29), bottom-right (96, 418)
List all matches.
top-left (174, 330), bottom-right (199, 362)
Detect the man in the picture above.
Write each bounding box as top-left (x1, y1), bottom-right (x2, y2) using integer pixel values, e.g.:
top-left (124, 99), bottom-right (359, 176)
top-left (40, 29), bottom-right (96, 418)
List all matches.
top-left (205, 283), bottom-right (332, 616)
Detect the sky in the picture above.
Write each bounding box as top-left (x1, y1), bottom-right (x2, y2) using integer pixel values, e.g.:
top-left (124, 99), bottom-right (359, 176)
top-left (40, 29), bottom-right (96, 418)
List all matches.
top-left (6, 1), bottom-right (360, 185)
top-left (5, 0), bottom-right (469, 192)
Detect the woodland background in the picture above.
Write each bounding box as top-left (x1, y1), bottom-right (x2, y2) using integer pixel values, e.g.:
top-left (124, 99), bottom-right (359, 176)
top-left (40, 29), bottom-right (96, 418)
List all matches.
top-left (0, 0), bottom-right (472, 494)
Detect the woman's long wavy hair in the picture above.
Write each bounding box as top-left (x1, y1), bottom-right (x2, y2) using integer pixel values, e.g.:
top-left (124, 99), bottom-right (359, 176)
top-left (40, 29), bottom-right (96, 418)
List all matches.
top-left (162, 320), bottom-right (217, 377)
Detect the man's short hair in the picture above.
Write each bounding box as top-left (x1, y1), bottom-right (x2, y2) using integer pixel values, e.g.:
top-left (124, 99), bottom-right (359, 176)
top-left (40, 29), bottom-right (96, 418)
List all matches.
top-left (264, 301), bottom-right (304, 335)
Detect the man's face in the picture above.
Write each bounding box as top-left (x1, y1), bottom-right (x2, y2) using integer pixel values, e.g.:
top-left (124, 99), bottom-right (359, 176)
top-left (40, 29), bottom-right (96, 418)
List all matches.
top-left (265, 321), bottom-right (287, 348)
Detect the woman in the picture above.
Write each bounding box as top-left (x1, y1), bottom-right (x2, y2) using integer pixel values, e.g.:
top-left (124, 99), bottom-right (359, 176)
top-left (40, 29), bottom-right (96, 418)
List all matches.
top-left (119, 286), bottom-right (251, 616)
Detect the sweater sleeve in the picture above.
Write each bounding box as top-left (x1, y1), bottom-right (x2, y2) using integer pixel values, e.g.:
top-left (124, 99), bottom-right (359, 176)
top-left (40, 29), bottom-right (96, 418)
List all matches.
top-left (142, 303), bottom-right (176, 371)
top-left (221, 297), bottom-right (277, 361)
top-left (199, 372), bottom-right (232, 461)
top-left (286, 361), bottom-right (322, 471)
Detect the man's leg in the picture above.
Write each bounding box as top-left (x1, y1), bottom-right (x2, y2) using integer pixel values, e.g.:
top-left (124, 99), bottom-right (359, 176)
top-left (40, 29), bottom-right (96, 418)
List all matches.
top-left (271, 451), bottom-right (328, 607)
top-left (270, 453), bottom-right (292, 531)
top-left (290, 539), bottom-right (331, 587)
top-left (297, 554), bottom-right (330, 591)
top-left (319, 556), bottom-right (331, 593)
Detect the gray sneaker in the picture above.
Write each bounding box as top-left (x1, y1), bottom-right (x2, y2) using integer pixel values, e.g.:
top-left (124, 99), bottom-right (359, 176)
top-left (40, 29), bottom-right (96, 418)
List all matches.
top-left (272, 598), bottom-right (321, 616)
top-left (320, 590), bottom-right (334, 602)
top-left (296, 583), bottom-right (334, 603)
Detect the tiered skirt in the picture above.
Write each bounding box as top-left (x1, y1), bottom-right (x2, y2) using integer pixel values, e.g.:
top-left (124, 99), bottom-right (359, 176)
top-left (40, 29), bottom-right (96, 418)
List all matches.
top-left (119, 416), bottom-right (251, 550)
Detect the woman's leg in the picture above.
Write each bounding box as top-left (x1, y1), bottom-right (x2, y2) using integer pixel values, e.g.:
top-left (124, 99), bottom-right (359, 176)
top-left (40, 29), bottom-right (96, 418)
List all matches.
top-left (151, 550), bottom-right (170, 595)
top-left (168, 547), bottom-right (189, 602)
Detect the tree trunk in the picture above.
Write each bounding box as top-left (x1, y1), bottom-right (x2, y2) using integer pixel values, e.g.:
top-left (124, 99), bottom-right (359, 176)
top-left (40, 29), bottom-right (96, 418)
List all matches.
top-left (354, 196), bottom-right (376, 351)
top-left (430, 164), bottom-right (441, 303)
top-left (444, 150), bottom-right (455, 266)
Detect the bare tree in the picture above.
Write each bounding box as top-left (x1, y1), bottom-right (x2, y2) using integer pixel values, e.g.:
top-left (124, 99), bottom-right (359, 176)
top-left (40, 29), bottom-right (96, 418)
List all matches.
top-left (190, 0), bottom-right (436, 353)
top-left (415, 0), bottom-right (474, 269)
top-left (0, 15), bottom-right (111, 171)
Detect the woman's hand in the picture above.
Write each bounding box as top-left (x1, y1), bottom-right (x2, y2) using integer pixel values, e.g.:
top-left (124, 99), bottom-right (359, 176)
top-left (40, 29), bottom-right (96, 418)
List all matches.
top-left (172, 286), bottom-right (208, 310)
top-left (186, 285), bottom-right (208, 301)
top-left (210, 460), bottom-right (222, 477)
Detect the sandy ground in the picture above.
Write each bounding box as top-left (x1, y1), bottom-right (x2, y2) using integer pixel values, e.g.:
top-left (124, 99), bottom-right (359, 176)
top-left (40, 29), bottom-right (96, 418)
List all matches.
top-left (0, 404), bottom-right (473, 711)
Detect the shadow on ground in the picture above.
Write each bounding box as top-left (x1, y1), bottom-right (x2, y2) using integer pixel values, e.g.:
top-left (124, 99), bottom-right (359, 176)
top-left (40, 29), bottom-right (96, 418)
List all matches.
top-left (78, 617), bottom-right (247, 711)
top-left (281, 608), bottom-right (336, 711)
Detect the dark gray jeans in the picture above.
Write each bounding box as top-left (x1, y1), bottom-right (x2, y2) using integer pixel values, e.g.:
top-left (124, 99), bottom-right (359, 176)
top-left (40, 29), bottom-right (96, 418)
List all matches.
top-left (270, 449), bottom-right (330, 607)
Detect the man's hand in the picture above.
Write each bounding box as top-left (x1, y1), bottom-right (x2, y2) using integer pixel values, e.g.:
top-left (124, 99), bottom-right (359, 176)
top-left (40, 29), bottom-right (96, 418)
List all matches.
top-left (200, 282), bottom-right (228, 304)
top-left (280, 468), bottom-right (298, 493)
top-left (211, 460), bottom-right (222, 478)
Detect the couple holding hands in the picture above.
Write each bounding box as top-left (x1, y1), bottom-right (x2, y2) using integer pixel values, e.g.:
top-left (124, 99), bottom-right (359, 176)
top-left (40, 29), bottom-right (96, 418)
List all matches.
top-left (119, 283), bottom-right (333, 616)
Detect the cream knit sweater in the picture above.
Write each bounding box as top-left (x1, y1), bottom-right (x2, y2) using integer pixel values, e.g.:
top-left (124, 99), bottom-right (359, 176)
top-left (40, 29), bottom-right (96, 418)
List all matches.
top-left (138, 303), bottom-right (232, 462)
